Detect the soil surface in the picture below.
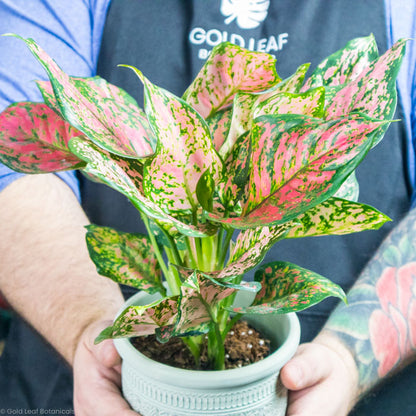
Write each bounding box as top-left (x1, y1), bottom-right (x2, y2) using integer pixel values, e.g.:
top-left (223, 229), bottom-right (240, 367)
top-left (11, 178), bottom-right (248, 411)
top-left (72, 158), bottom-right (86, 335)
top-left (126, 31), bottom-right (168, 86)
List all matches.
top-left (131, 320), bottom-right (271, 370)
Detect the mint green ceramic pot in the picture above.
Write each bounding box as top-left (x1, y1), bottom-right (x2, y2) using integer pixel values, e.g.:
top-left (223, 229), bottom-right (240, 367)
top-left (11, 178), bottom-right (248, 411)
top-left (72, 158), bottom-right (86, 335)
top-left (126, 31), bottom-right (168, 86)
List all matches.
top-left (114, 290), bottom-right (300, 416)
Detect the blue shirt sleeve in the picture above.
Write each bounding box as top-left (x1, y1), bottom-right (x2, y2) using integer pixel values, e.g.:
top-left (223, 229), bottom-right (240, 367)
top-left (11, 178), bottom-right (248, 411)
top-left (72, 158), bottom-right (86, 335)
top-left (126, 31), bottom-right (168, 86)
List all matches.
top-left (0, 0), bottom-right (111, 197)
top-left (385, 0), bottom-right (416, 205)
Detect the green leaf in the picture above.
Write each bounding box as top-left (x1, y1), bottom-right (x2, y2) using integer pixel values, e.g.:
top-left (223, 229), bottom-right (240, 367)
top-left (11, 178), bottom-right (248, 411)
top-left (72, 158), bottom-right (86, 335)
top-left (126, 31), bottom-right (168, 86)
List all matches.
top-left (0, 102), bottom-right (85, 173)
top-left (334, 172), bottom-right (359, 201)
top-left (123, 65), bottom-right (223, 214)
top-left (85, 224), bottom-right (163, 293)
top-left (145, 219), bottom-right (187, 250)
top-left (11, 35), bottom-right (155, 159)
top-left (230, 261), bottom-right (347, 314)
top-left (220, 198), bottom-right (389, 278)
top-left (95, 297), bottom-right (178, 343)
top-left (196, 169), bottom-right (215, 212)
top-left (217, 131), bottom-right (251, 211)
top-left (183, 42), bottom-right (280, 118)
top-left (285, 197), bottom-right (391, 238)
top-left (205, 108), bottom-right (232, 152)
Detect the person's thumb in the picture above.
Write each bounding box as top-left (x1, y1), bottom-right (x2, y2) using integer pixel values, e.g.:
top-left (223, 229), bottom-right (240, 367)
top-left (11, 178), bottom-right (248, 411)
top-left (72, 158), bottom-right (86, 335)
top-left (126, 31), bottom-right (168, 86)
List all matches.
top-left (280, 343), bottom-right (332, 391)
top-left (81, 319), bottom-right (122, 369)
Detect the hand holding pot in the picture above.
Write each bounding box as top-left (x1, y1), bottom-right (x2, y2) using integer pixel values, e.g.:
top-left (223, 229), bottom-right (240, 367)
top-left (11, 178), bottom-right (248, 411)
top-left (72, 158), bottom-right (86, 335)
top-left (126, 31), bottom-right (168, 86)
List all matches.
top-left (281, 335), bottom-right (359, 416)
top-left (73, 320), bottom-right (139, 416)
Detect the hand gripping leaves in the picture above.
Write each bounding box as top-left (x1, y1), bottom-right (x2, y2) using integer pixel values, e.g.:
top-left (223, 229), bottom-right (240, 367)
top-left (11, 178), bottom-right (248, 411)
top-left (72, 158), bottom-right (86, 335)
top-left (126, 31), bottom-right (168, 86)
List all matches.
top-left (0, 35), bottom-right (406, 370)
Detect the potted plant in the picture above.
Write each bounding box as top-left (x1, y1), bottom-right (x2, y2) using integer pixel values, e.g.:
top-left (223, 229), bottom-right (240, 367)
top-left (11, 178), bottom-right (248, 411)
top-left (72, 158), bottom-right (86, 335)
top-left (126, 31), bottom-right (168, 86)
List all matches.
top-left (0, 33), bottom-right (405, 415)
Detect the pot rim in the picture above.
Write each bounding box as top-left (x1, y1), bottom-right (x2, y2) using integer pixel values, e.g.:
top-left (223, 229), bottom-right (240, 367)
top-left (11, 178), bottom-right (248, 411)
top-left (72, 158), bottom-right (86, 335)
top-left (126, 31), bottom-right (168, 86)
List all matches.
top-left (115, 313), bottom-right (299, 388)
top-left (114, 289), bottom-right (300, 388)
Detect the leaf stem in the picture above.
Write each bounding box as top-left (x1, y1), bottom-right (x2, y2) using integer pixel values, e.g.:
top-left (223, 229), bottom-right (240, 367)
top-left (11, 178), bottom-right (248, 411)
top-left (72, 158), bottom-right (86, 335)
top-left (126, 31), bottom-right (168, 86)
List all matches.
top-left (218, 228), bottom-right (234, 268)
top-left (185, 237), bottom-right (198, 269)
top-left (160, 227), bottom-right (183, 267)
top-left (215, 227), bottom-right (225, 264)
top-left (223, 313), bottom-right (242, 340)
top-left (140, 215), bottom-right (169, 296)
top-left (201, 298), bottom-right (225, 370)
top-left (182, 336), bottom-right (201, 367)
top-left (164, 247), bottom-right (182, 295)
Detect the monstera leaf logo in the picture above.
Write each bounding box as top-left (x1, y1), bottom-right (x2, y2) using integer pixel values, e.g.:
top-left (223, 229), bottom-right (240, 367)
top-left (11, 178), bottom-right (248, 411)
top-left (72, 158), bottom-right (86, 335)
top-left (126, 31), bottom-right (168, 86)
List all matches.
top-left (220, 0), bottom-right (270, 29)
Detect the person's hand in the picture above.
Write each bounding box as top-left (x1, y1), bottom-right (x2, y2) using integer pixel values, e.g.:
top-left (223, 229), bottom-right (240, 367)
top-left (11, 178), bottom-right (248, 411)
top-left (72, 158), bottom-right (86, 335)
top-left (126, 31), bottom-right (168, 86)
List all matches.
top-left (280, 335), bottom-right (359, 416)
top-left (73, 320), bottom-right (139, 416)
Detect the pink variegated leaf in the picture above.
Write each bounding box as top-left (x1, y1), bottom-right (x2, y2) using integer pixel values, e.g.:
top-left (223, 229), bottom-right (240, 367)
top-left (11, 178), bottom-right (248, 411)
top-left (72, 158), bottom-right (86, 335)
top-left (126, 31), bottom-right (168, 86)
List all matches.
top-left (302, 35), bottom-right (379, 90)
top-left (193, 271), bottom-right (237, 305)
top-left (244, 63), bottom-right (310, 117)
top-left (243, 113), bottom-right (382, 217)
top-left (183, 42), bottom-right (280, 118)
top-left (218, 64), bottom-right (313, 161)
top-left (68, 137), bottom-right (210, 237)
top-left (242, 63), bottom-right (311, 117)
top-left (95, 297), bottom-right (178, 343)
top-left (157, 270), bottom-right (258, 342)
top-left (285, 197), bottom-right (390, 238)
top-left (0, 102), bottom-right (85, 173)
top-left (85, 224), bottom-right (163, 293)
top-left (272, 63), bottom-right (310, 93)
top-left (209, 114), bottom-right (386, 229)
top-left (176, 266), bottom-right (260, 294)
top-left (35, 80), bottom-right (61, 114)
top-left (323, 85), bottom-right (344, 107)
top-left (123, 65), bottom-right (223, 214)
top-left (230, 261), bottom-right (346, 315)
top-left (205, 108), bottom-right (232, 152)
top-left (70, 136), bottom-right (144, 190)
top-left (253, 88), bottom-right (326, 119)
top-left (325, 38), bottom-right (406, 145)
top-left (12, 35), bottom-right (155, 159)
top-left (213, 222), bottom-right (293, 280)
top-left (36, 75), bottom-right (148, 122)
top-left (156, 283), bottom-right (212, 342)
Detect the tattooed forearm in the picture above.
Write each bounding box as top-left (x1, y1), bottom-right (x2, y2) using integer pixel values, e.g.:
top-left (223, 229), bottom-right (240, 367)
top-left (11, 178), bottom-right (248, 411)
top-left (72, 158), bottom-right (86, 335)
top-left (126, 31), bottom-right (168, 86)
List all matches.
top-left (323, 206), bottom-right (416, 395)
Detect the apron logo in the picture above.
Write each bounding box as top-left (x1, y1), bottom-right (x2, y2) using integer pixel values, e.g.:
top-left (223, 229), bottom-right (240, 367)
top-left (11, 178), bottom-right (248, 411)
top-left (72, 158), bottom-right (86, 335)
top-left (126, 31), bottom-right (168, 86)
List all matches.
top-left (220, 0), bottom-right (270, 29)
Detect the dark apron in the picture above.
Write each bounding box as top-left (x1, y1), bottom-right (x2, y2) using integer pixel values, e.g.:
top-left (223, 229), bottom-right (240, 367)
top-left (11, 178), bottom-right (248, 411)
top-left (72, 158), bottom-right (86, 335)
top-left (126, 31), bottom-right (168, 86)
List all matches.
top-left (1, 1), bottom-right (414, 414)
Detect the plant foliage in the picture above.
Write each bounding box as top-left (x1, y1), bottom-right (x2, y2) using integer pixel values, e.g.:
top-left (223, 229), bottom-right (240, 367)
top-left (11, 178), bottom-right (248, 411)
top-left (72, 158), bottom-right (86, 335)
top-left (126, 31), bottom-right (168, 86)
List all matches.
top-left (0, 34), bottom-right (405, 370)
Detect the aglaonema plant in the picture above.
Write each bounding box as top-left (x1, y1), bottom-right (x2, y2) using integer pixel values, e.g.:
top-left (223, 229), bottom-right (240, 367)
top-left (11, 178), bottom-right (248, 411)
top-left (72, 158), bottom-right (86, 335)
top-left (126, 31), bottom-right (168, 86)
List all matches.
top-left (0, 34), bottom-right (406, 370)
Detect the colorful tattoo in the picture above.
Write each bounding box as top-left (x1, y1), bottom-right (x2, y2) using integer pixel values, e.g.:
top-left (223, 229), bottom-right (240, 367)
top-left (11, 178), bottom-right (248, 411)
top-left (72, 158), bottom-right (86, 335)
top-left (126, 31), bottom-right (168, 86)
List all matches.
top-left (324, 206), bottom-right (416, 394)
